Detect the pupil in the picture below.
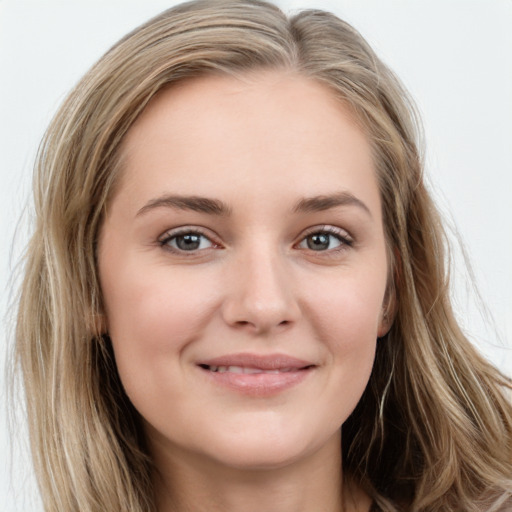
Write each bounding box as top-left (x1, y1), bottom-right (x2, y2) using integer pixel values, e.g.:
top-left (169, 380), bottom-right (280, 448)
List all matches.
top-left (177, 234), bottom-right (201, 250)
top-left (308, 233), bottom-right (329, 251)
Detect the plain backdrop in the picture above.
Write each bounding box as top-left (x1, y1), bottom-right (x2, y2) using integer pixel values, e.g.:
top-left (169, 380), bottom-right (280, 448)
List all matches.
top-left (1, 1), bottom-right (511, 510)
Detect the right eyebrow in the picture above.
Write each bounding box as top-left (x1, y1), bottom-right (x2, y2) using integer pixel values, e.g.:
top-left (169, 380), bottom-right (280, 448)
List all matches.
top-left (136, 194), bottom-right (231, 217)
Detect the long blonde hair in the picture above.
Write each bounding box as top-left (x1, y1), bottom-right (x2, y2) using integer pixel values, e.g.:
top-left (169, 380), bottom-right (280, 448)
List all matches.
top-left (15, 1), bottom-right (512, 510)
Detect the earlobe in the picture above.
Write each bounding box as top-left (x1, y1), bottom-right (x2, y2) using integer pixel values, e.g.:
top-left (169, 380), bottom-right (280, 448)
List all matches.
top-left (377, 309), bottom-right (393, 338)
top-left (377, 287), bottom-right (397, 338)
top-left (89, 311), bottom-right (108, 336)
top-left (378, 247), bottom-right (400, 338)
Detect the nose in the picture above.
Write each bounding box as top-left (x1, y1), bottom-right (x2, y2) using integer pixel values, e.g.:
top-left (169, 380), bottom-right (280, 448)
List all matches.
top-left (221, 247), bottom-right (301, 335)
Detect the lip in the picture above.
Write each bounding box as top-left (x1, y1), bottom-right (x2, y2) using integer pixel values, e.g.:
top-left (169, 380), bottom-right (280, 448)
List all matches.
top-left (196, 352), bottom-right (316, 397)
top-left (198, 353), bottom-right (314, 370)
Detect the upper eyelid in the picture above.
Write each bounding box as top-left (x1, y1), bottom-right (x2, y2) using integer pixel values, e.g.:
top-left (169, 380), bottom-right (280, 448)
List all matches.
top-left (158, 228), bottom-right (221, 255)
top-left (294, 226), bottom-right (355, 254)
top-left (158, 226), bottom-right (216, 242)
top-left (156, 224), bottom-right (353, 247)
top-left (298, 225), bottom-right (353, 240)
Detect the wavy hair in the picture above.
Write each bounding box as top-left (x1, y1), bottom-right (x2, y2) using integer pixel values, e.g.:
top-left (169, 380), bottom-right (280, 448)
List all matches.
top-left (15, 1), bottom-right (512, 510)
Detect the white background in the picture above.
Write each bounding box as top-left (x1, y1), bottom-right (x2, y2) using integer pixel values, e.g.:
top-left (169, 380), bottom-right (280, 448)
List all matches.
top-left (1, 1), bottom-right (511, 510)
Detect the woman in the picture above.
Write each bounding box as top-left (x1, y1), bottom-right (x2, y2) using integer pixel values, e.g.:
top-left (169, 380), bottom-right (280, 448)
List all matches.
top-left (14, 1), bottom-right (512, 511)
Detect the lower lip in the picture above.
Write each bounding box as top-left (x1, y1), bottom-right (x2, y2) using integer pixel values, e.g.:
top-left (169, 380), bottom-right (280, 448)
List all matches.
top-left (198, 367), bottom-right (313, 397)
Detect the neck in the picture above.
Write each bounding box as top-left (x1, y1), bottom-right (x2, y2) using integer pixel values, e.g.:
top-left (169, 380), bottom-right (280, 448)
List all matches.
top-left (152, 432), bottom-right (348, 512)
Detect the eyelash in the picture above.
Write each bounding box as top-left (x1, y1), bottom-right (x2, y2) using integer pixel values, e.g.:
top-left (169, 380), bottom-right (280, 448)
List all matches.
top-left (298, 226), bottom-right (354, 254)
top-left (159, 228), bottom-right (219, 254)
top-left (158, 226), bottom-right (354, 255)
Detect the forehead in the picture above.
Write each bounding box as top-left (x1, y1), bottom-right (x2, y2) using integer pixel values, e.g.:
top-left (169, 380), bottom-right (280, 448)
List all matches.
top-left (114, 70), bottom-right (379, 216)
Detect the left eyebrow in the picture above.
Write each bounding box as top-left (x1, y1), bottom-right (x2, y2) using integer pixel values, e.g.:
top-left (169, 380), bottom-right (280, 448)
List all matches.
top-left (293, 191), bottom-right (372, 217)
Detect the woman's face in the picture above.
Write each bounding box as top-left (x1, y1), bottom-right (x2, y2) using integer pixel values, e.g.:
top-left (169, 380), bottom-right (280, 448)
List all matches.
top-left (98, 71), bottom-right (391, 471)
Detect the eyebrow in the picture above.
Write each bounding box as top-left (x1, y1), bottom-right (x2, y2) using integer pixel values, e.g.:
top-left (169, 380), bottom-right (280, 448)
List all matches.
top-left (136, 195), bottom-right (231, 217)
top-left (293, 192), bottom-right (372, 217)
top-left (136, 191), bottom-right (371, 218)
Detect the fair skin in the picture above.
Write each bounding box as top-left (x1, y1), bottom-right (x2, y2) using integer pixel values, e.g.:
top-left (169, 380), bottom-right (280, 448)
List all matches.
top-left (98, 70), bottom-right (391, 512)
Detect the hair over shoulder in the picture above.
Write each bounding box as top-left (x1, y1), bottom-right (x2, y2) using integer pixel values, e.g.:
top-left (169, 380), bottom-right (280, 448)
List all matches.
top-left (15, 1), bottom-right (512, 511)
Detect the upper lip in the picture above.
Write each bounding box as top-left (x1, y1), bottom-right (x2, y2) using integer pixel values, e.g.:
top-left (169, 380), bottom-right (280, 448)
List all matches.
top-left (197, 353), bottom-right (315, 370)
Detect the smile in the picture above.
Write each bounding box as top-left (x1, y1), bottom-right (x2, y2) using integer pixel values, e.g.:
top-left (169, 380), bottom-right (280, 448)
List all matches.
top-left (196, 353), bottom-right (315, 396)
top-left (201, 365), bottom-right (303, 374)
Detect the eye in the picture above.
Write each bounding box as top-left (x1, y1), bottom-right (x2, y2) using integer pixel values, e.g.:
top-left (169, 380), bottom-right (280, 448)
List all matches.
top-left (160, 230), bottom-right (216, 252)
top-left (297, 227), bottom-right (352, 252)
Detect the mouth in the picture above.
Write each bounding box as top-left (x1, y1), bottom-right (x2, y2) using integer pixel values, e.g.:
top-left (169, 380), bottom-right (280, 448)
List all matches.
top-left (196, 353), bottom-right (316, 396)
top-left (198, 364), bottom-right (313, 374)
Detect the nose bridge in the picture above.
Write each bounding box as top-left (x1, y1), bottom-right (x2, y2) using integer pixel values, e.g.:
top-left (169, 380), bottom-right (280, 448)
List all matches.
top-left (222, 237), bottom-right (299, 332)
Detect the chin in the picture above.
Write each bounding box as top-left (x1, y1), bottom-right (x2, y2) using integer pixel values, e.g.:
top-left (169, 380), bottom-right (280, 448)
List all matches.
top-left (195, 419), bottom-right (340, 472)
top-left (206, 443), bottom-right (310, 472)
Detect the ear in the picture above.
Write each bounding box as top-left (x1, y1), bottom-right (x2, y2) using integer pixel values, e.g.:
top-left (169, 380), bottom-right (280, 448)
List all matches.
top-left (377, 289), bottom-right (396, 338)
top-left (88, 310), bottom-right (108, 336)
top-left (378, 247), bottom-right (400, 338)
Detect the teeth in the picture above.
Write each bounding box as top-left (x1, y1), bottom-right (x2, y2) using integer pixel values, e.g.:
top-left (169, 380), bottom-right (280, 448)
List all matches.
top-left (243, 367), bottom-right (264, 374)
top-left (207, 365), bottom-right (296, 374)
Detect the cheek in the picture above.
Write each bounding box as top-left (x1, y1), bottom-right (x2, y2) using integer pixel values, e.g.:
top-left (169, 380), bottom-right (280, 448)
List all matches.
top-left (307, 266), bottom-right (386, 347)
top-left (100, 258), bottom-right (220, 391)
top-left (104, 259), bottom-right (211, 335)
top-left (324, 289), bottom-right (379, 380)
top-left (304, 269), bottom-right (385, 411)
